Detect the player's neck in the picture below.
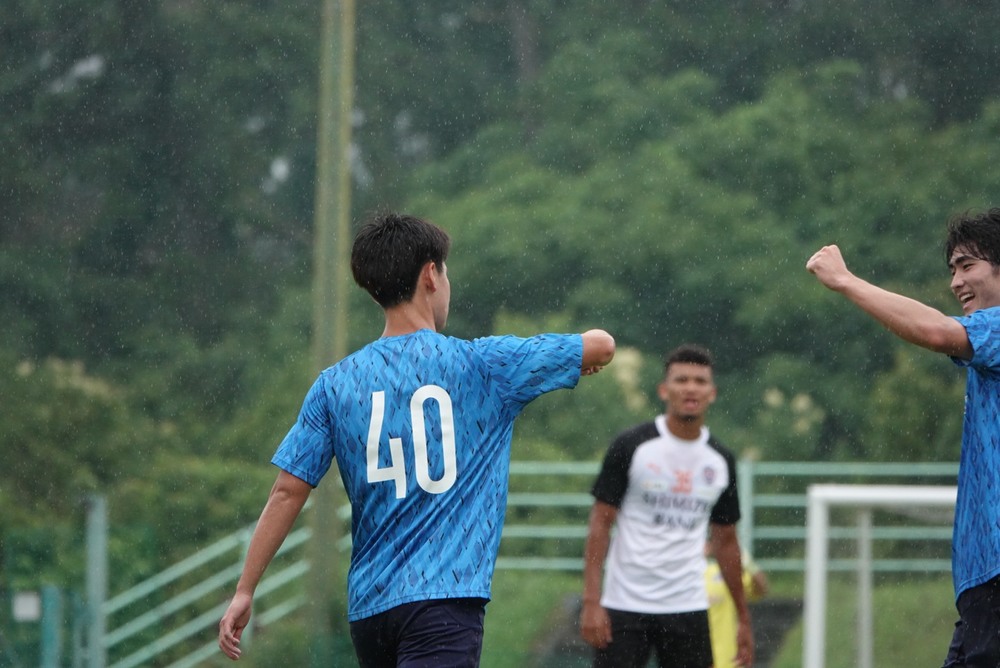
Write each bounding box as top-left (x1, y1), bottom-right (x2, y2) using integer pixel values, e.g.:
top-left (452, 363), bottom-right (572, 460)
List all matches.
top-left (381, 301), bottom-right (437, 337)
top-left (665, 414), bottom-right (704, 441)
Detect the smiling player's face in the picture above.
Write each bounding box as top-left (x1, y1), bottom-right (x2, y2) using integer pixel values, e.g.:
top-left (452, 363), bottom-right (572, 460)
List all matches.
top-left (949, 247), bottom-right (1000, 315)
top-left (657, 362), bottom-right (716, 422)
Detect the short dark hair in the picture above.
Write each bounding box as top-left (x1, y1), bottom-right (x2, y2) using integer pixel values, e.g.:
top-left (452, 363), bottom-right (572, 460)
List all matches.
top-left (944, 208), bottom-right (1000, 267)
top-left (351, 212), bottom-right (451, 308)
top-left (664, 344), bottom-right (714, 373)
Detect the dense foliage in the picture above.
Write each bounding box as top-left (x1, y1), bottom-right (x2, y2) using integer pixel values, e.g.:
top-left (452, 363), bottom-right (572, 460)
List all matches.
top-left (3, 0), bottom-right (998, 653)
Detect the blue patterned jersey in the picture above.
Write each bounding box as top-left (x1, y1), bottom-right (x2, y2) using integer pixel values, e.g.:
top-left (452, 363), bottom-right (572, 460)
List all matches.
top-left (272, 329), bottom-right (583, 621)
top-left (951, 306), bottom-right (1000, 597)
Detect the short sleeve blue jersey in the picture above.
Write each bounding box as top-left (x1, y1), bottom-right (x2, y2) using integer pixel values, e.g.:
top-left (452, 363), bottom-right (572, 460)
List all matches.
top-left (271, 329), bottom-right (583, 621)
top-left (951, 306), bottom-right (1000, 597)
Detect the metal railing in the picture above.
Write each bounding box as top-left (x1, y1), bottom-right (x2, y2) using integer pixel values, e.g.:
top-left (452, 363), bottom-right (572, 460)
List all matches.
top-left (736, 460), bottom-right (958, 574)
top-left (101, 525), bottom-right (311, 668)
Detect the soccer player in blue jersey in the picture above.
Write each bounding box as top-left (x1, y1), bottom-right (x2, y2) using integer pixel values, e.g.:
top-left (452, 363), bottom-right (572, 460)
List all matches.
top-left (807, 208), bottom-right (1000, 668)
top-left (218, 212), bottom-right (615, 666)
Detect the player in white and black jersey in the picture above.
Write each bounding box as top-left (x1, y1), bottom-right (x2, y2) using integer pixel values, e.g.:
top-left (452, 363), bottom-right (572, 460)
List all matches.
top-left (580, 344), bottom-right (753, 668)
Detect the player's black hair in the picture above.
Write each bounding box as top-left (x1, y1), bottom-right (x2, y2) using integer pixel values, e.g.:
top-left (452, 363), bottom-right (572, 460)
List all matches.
top-left (664, 344), bottom-right (714, 373)
top-left (351, 212), bottom-right (451, 308)
top-left (944, 208), bottom-right (1000, 267)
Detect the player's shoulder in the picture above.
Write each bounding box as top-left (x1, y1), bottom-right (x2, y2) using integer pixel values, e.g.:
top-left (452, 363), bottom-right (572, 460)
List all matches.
top-left (958, 305), bottom-right (1000, 323)
top-left (705, 433), bottom-right (738, 468)
top-left (609, 421), bottom-right (660, 451)
top-left (316, 341), bottom-right (389, 380)
top-left (336, 330), bottom-right (472, 360)
top-left (471, 332), bottom-right (576, 350)
top-left (705, 433), bottom-right (734, 455)
top-left (616, 420), bottom-right (659, 441)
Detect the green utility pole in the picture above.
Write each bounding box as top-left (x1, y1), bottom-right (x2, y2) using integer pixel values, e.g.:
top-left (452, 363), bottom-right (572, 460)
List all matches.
top-left (309, 0), bottom-right (355, 662)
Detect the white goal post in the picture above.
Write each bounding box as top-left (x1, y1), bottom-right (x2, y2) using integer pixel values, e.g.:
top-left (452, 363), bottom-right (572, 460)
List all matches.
top-left (803, 484), bottom-right (957, 668)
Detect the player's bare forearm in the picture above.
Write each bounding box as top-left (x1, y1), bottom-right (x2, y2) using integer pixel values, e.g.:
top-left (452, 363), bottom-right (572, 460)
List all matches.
top-left (236, 472), bottom-right (312, 594)
top-left (219, 471), bottom-right (312, 659)
top-left (581, 503), bottom-right (615, 605)
top-left (580, 502), bottom-right (616, 649)
top-left (736, 618), bottom-right (754, 666)
top-left (713, 527), bottom-right (751, 622)
top-left (832, 275), bottom-right (966, 355)
top-left (807, 245), bottom-right (971, 357)
top-left (581, 538), bottom-right (608, 607)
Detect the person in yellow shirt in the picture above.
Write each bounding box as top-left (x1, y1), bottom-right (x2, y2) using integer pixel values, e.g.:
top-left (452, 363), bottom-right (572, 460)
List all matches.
top-left (705, 547), bottom-right (768, 667)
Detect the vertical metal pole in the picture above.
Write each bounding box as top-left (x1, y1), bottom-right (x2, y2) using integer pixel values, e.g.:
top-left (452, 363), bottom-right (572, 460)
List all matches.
top-left (72, 592), bottom-right (85, 668)
top-left (737, 459), bottom-right (754, 554)
top-left (803, 487), bottom-right (828, 668)
top-left (40, 585), bottom-right (63, 668)
top-left (310, 0), bottom-right (355, 661)
top-left (86, 495), bottom-right (107, 668)
top-left (857, 509), bottom-right (873, 668)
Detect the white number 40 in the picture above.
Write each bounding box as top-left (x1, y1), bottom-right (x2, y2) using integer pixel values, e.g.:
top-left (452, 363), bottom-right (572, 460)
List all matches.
top-left (366, 385), bottom-right (457, 499)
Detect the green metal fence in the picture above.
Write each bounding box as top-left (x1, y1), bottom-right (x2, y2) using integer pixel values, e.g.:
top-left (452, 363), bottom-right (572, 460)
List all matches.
top-left (736, 460), bottom-right (958, 574)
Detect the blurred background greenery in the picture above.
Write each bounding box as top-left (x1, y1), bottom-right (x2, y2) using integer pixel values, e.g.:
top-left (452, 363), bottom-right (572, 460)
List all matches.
top-left (2, 0), bottom-right (996, 663)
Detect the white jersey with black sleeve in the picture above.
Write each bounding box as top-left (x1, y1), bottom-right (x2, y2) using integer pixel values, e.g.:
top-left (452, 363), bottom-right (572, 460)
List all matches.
top-left (591, 416), bottom-right (740, 614)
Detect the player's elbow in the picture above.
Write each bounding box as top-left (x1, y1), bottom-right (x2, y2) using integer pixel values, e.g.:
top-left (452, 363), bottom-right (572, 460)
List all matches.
top-left (270, 471), bottom-right (314, 506)
top-left (582, 330), bottom-right (616, 367)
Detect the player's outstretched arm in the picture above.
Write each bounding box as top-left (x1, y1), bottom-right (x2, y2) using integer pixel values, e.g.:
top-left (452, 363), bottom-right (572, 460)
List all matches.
top-left (219, 471), bottom-right (313, 660)
top-left (580, 329), bottom-right (615, 376)
top-left (806, 245), bottom-right (972, 358)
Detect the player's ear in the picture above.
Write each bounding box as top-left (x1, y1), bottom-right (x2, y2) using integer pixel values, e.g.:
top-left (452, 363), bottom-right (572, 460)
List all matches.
top-left (420, 261), bottom-right (438, 289)
top-left (656, 381), bottom-right (668, 402)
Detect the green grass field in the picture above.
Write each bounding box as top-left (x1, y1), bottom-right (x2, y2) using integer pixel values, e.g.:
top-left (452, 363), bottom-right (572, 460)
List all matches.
top-left (483, 570), bottom-right (957, 668)
top-left (767, 574), bottom-right (955, 668)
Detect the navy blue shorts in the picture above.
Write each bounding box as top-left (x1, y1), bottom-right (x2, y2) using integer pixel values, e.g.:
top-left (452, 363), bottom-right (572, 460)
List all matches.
top-left (349, 598), bottom-right (487, 668)
top-left (592, 608), bottom-right (713, 668)
top-left (942, 575), bottom-right (1000, 668)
